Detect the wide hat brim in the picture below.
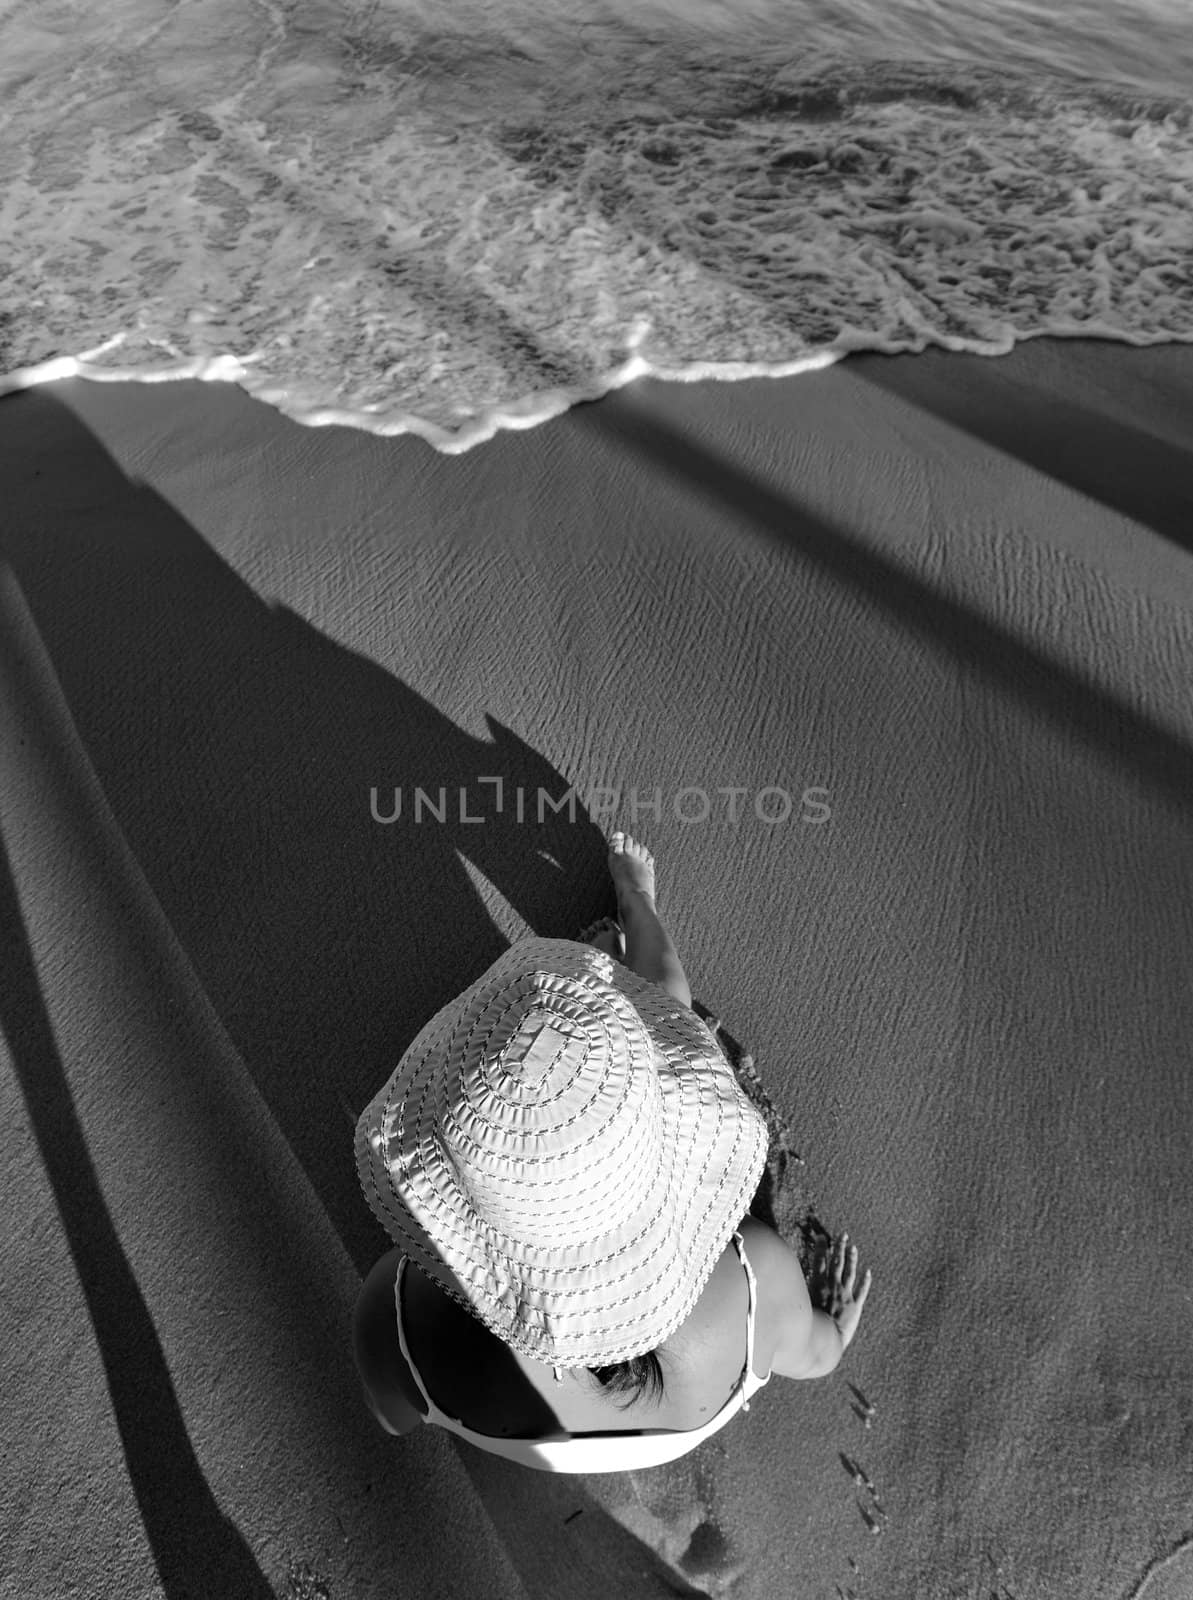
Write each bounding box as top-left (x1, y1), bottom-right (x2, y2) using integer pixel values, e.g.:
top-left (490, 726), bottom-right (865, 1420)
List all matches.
top-left (355, 936), bottom-right (768, 1368)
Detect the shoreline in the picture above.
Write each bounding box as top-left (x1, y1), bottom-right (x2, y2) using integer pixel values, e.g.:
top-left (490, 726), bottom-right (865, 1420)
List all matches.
top-left (4, 323), bottom-right (1193, 454)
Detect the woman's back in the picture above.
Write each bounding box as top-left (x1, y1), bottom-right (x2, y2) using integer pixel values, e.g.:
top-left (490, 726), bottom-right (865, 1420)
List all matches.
top-left (361, 1215), bottom-right (786, 1442)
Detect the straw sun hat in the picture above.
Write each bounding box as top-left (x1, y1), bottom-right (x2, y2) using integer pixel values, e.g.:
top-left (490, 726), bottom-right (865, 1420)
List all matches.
top-left (355, 937), bottom-right (768, 1369)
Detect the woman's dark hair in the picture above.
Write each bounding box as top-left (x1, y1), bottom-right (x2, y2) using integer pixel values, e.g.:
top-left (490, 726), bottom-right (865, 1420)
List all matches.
top-left (587, 1350), bottom-right (665, 1410)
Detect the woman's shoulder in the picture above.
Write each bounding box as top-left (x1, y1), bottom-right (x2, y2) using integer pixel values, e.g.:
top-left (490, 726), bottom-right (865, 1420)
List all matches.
top-left (403, 1259), bottom-right (573, 1437)
top-left (736, 1212), bottom-right (805, 1285)
top-left (402, 1218), bottom-right (799, 1438)
top-left (353, 1248), bottom-right (427, 1434)
top-left (735, 1215), bottom-right (815, 1375)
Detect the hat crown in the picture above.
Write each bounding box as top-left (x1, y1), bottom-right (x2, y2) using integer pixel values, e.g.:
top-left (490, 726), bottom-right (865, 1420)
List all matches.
top-left (491, 1008), bottom-right (586, 1093)
top-left (441, 974), bottom-right (663, 1249)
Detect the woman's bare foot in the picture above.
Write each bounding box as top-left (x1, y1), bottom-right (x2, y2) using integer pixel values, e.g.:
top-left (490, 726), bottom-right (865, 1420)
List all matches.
top-left (605, 832), bottom-right (692, 1008)
top-left (578, 916), bottom-right (625, 959)
top-left (608, 831), bottom-right (656, 909)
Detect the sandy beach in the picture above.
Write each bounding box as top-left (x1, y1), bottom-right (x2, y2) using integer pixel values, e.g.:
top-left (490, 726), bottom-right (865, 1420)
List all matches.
top-left (2, 337), bottom-right (1192, 1600)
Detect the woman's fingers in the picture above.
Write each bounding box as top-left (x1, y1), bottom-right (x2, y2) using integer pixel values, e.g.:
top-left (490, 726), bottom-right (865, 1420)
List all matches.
top-left (826, 1231), bottom-right (872, 1312)
top-left (835, 1234), bottom-right (856, 1292)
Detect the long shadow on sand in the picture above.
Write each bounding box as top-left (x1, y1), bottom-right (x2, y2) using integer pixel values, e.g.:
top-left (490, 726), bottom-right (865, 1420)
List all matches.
top-left (1, 388), bottom-right (716, 1600)
top-left (572, 387), bottom-right (1193, 820)
top-left (847, 339), bottom-right (1193, 557)
top-left (0, 833), bottom-right (275, 1600)
top-left (0, 388), bottom-right (612, 1268)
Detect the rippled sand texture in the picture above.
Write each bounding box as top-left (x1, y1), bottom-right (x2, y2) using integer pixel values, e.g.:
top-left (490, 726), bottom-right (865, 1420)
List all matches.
top-left (4, 339), bottom-right (1193, 1597)
top-left (2, 0), bottom-right (1192, 443)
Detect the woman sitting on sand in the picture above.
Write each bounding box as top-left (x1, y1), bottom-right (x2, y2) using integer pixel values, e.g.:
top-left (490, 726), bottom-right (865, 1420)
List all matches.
top-left (353, 830), bottom-right (871, 1472)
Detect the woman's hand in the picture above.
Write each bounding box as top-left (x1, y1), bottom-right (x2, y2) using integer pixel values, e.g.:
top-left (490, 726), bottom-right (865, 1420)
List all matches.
top-left (817, 1233), bottom-right (873, 1351)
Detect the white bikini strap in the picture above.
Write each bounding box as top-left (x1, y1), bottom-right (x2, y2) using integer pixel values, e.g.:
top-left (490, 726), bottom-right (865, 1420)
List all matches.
top-left (733, 1230), bottom-right (761, 1409)
top-left (394, 1258), bottom-right (439, 1415)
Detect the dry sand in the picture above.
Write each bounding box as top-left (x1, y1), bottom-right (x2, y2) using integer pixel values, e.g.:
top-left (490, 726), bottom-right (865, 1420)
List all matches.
top-left (2, 338), bottom-right (1192, 1600)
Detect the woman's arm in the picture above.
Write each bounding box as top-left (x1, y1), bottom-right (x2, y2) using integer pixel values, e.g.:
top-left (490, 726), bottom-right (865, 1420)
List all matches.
top-left (746, 1220), bottom-right (872, 1380)
top-left (353, 1250), bottom-right (426, 1436)
top-left (780, 1308), bottom-right (847, 1379)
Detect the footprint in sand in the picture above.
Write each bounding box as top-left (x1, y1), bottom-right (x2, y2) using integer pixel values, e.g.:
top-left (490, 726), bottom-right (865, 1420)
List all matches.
top-left (839, 1451), bottom-right (888, 1536)
top-left (858, 1502), bottom-right (887, 1536)
top-left (839, 1451), bottom-right (876, 1494)
top-left (847, 1380), bottom-right (877, 1429)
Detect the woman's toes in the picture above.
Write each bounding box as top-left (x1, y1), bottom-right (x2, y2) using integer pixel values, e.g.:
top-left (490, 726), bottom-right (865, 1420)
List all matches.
top-left (609, 830), bottom-right (651, 861)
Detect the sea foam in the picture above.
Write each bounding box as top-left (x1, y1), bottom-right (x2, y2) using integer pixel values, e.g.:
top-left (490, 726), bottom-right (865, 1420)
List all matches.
top-left (1, 2), bottom-right (1190, 450)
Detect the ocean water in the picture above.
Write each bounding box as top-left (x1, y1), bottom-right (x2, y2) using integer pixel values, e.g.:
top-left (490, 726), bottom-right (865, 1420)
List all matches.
top-left (1, 0), bottom-right (1191, 450)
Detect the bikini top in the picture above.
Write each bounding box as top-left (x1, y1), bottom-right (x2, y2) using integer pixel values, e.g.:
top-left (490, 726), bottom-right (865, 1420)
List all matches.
top-left (393, 1229), bottom-right (772, 1473)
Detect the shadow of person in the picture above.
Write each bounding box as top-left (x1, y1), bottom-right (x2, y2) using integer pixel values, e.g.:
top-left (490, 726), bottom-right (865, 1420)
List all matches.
top-left (0, 550), bottom-right (698, 1600)
top-left (0, 387), bottom-right (610, 1271)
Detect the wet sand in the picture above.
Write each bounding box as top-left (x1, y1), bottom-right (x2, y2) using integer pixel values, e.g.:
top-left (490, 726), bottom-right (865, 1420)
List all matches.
top-left (2, 338), bottom-right (1192, 1599)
